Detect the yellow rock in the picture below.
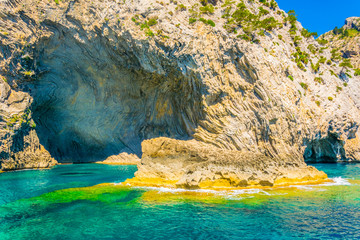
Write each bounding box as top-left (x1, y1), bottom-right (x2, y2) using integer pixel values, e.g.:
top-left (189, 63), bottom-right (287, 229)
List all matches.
top-left (125, 137), bottom-right (328, 190)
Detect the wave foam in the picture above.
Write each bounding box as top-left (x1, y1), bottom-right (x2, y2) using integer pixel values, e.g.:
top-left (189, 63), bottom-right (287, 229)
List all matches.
top-left (132, 186), bottom-right (274, 198)
top-left (117, 177), bottom-right (352, 198)
top-left (320, 177), bottom-right (351, 186)
top-left (293, 177), bottom-right (351, 190)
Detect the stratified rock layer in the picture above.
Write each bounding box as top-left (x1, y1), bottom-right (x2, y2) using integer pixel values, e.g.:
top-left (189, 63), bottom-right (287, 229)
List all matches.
top-left (0, 0), bottom-right (360, 172)
top-left (96, 153), bottom-right (140, 165)
top-left (125, 138), bottom-right (327, 189)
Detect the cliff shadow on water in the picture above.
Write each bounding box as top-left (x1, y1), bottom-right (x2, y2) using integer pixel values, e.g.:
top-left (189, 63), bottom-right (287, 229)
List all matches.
top-left (22, 21), bottom-right (203, 163)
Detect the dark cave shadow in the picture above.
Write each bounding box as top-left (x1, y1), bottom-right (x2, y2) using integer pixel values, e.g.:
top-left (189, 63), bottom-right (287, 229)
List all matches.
top-left (19, 21), bottom-right (204, 163)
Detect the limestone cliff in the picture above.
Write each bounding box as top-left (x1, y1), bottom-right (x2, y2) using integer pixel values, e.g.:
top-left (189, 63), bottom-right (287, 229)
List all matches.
top-left (319, 17), bottom-right (360, 70)
top-left (0, 78), bottom-right (57, 170)
top-left (1, 0), bottom-right (360, 173)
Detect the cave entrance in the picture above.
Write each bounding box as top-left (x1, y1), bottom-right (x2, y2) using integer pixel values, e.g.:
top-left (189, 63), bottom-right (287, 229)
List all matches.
top-left (303, 133), bottom-right (346, 163)
top-left (28, 28), bottom-right (201, 163)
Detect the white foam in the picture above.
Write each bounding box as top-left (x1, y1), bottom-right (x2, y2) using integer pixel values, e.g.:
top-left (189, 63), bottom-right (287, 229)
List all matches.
top-left (319, 177), bottom-right (351, 186)
top-left (292, 177), bottom-right (351, 190)
top-left (114, 177), bottom-right (352, 198)
top-left (131, 185), bottom-right (274, 198)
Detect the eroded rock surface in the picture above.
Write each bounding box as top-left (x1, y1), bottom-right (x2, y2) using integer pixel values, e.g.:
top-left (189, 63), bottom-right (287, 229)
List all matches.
top-left (0, 79), bottom-right (57, 170)
top-left (96, 152), bottom-right (140, 165)
top-left (320, 17), bottom-right (360, 69)
top-left (126, 137), bottom-right (327, 189)
top-left (0, 0), bottom-right (360, 173)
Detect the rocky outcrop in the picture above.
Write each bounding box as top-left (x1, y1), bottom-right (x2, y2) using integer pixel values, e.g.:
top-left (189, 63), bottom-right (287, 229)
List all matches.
top-left (96, 152), bottom-right (140, 165)
top-left (0, 78), bottom-right (57, 170)
top-left (125, 137), bottom-right (327, 189)
top-left (0, 0), bottom-right (360, 173)
top-left (319, 17), bottom-right (360, 69)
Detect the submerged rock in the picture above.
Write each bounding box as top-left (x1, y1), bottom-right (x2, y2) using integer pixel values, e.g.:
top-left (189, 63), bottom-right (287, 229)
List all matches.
top-left (125, 137), bottom-right (327, 189)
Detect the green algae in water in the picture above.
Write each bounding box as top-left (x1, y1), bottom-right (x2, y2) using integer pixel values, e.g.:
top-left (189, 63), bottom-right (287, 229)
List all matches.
top-left (0, 163), bottom-right (360, 239)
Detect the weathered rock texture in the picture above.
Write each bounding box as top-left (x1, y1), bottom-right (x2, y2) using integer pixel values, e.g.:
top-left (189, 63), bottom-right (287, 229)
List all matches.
top-left (0, 0), bottom-right (360, 173)
top-left (0, 78), bottom-right (57, 170)
top-left (96, 152), bottom-right (140, 165)
top-left (320, 17), bottom-right (360, 69)
top-left (125, 137), bottom-right (327, 189)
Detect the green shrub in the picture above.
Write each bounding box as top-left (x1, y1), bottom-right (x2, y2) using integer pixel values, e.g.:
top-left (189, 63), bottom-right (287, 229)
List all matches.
top-left (345, 72), bottom-right (352, 79)
top-left (344, 29), bottom-right (359, 37)
top-left (318, 56), bottom-right (327, 64)
top-left (314, 77), bottom-right (324, 84)
top-left (328, 96), bottom-right (333, 101)
top-left (260, 17), bottom-right (279, 31)
top-left (200, 0), bottom-right (208, 6)
top-left (297, 62), bottom-right (306, 71)
top-left (199, 18), bottom-right (215, 27)
top-left (300, 82), bottom-right (308, 90)
top-left (278, 34), bottom-right (283, 40)
top-left (292, 47), bottom-right (309, 71)
top-left (189, 18), bottom-right (197, 24)
top-left (340, 59), bottom-right (353, 69)
top-left (307, 44), bottom-right (317, 54)
top-left (343, 82), bottom-right (348, 87)
top-left (148, 18), bottom-right (158, 26)
top-left (286, 10), bottom-right (298, 33)
top-left (145, 29), bottom-right (154, 37)
top-left (221, 0), bottom-right (235, 7)
top-left (331, 49), bottom-right (342, 61)
top-left (140, 22), bottom-right (149, 30)
top-left (176, 4), bottom-right (187, 11)
top-left (354, 68), bottom-right (360, 76)
top-left (336, 86), bottom-right (343, 92)
top-left (301, 28), bottom-right (318, 38)
top-left (270, 0), bottom-right (277, 9)
top-left (330, 70), bottom-right (337, 76)
top-left (258, 7), bottom-right (269, 16)
top-left (200, 4), bottom-right (215, 14)
top-left (315, 100), bottom-right (321, 107)
top-left (238, 34), bottom-right (251, 41)
top-left (293, 35), bottom-right (302, 46)
top-left (288, 75), bottom-right (294, 81)
top-left (317, 38), bottom-right (328, 45)
top-left (207, 19), bottom-right (215, 27)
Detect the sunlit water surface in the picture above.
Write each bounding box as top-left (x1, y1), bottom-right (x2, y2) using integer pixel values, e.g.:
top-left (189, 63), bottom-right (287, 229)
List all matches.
top-left (0, 163), bottom-right (359, 239)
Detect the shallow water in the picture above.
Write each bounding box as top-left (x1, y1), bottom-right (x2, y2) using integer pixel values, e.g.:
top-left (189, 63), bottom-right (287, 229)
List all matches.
top-left (0, 163), bottom-right (359, 239)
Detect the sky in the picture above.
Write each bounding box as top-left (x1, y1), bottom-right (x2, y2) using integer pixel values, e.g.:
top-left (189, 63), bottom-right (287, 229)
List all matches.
top-left (276, 0), bottom-right (360, 36)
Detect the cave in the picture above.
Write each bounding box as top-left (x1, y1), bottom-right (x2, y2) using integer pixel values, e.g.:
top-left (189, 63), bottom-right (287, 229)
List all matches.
top-left (24, 24), bottom-right (202, 163)
top-left (303, 133), bottom-right (346, 163)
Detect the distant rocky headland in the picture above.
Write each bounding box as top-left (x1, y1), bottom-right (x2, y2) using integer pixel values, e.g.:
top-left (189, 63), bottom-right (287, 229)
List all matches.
top-left (0, 0), bottom-right (360, 188)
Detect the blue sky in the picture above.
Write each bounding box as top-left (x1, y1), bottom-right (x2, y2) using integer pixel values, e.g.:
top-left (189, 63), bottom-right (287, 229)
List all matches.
top-left (276, 0), bottom-right (360, 35)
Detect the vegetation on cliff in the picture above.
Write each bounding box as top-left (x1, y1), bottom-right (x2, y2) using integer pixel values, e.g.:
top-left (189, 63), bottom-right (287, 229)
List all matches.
top-left (0, 0), bottom-right (360, 184)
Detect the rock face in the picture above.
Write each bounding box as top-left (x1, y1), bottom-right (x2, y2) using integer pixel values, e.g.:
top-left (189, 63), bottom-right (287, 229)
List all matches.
top-left (0, 79), bottom-right (57, 170)
top-left (0, 0), bottom-right (360, 173)
top-left (96, 152), bottom-right (140, 165)
top-left (125, 137), bottom-right (327, 189)
top-left (320, 17), bottom-right (360, 69)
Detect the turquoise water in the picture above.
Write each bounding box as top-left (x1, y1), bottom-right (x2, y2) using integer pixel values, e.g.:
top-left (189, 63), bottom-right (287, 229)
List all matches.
top-left (0, 163), bottom-right (359, 239)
